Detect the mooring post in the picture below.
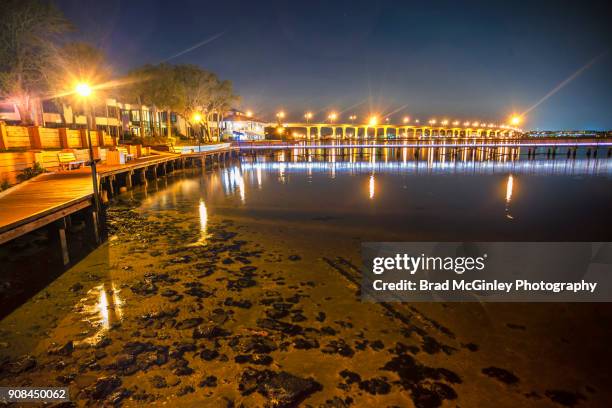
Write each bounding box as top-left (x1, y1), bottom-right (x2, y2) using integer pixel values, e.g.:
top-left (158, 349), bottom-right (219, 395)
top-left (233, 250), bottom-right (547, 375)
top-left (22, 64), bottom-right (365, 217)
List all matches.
top-left (126, 170), bottom-right (133, 188)
top-left (57, 217), bottom-right (70, 266)
top-left (85, 206), bottom-right (101, 244)
top-left (108, 175), bottom-right (116, 196)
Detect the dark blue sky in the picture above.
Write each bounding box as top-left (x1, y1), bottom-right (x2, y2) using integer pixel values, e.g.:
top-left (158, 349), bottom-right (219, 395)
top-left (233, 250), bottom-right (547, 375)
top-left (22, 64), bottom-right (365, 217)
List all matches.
top-left (56, 0), bottom-right (611, 130)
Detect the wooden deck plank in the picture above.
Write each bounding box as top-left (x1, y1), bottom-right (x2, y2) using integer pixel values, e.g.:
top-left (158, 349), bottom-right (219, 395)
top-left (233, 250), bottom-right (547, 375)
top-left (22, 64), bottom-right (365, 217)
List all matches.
top-left (0, 146), bottom-right (233, 241)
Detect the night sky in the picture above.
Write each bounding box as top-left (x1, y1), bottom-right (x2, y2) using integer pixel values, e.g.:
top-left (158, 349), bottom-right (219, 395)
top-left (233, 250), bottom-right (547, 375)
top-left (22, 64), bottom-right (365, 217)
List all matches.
top-left (55, 0), bottom-right (612, 130)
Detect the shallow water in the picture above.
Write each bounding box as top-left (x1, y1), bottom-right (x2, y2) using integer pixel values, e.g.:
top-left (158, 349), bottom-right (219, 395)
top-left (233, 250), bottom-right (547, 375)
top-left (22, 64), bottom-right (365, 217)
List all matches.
top-left (194, 151), bottom-right (612, 241)
top-left (0, 149), bottom-right (611, 407)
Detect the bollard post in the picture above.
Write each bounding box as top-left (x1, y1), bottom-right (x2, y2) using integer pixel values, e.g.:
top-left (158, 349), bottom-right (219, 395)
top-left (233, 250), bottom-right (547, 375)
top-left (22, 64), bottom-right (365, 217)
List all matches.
top-left (53, 217), bottom-right (70, 266)
top-left (126, 171), bottom-right (133, 188)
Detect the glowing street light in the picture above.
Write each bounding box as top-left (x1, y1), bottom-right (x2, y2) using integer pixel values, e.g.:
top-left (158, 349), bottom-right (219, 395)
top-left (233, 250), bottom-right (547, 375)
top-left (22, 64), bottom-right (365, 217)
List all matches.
top-left (428, 119), bottom-right (437, 125)
top-left (415, 119), bottom-right (420, 124)
top-left (246, 110), bottom-right (253, 117)
top-left (463, 121), bottom-right (470, 126)
top-left (510, 115), bottom-right (522, 126)
top-left (403, 116), bottom-right (410, 123)
top-left (328, 112), bottom-right (337, 123)
top-left (368, 116), bottom-right (378, 126)
top-left (74, 82), bottom-right (100, 236)
top-left (304, 112), bottom-right (313, 123)
top-left (276, 111), bottom-right (285, 123)
top-left (453, 120), bottom-right (460, 126)
top-left (75, 82), bottom-right (92, 97)
top-left (441, 119), bottom-right (448, 126)
top-left (191, 112), bottom-right (204, 152)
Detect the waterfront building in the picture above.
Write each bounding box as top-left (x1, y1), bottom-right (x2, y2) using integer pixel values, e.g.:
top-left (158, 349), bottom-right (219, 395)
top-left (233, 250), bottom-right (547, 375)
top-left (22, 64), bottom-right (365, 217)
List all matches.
top-left (220, 109), bottom-right (265, 141)
top-left (0, 98), bottom-right (196, 142)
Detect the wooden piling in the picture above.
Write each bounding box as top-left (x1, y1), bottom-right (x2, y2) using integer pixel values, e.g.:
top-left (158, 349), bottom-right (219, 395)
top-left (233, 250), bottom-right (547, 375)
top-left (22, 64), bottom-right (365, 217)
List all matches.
top-left (57, 217), bottom-right (70, 265)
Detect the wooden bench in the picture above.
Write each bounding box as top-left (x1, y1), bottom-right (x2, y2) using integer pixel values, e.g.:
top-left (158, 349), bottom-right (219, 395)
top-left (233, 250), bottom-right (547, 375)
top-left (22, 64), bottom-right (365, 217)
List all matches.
top-left (57, 151), bottom-right (85, 171)
top-left (117, 147), bottom-right (135, 162)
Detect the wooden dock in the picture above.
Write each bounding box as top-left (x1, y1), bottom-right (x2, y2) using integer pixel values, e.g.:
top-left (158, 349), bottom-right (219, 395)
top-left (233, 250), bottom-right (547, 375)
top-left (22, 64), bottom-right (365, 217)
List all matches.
top-left (0, 145), bottom-right (236, 252)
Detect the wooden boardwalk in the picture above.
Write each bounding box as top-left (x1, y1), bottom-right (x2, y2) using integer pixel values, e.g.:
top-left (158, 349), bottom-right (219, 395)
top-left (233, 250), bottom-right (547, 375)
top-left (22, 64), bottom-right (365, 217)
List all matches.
top-left (0, 146), bottom-right (234, 245)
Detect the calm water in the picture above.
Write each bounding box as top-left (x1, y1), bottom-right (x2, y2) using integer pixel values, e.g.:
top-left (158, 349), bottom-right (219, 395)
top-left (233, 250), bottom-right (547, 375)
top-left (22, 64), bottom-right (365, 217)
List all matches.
top-left (159, 148), bottom-right (612, 242)
top-left (2, 147), bottom-right (611, 316)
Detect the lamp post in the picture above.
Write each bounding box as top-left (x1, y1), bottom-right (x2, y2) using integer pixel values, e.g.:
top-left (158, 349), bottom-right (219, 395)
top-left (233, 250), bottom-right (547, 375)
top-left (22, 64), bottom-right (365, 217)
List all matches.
top-left (76, 83), bottom-right (101, 240)
top-left (192, 113), bottom-right (203, 152)
top-left (510, 115), bottom-right (522, 126)
top-left (276, 111), bottom-right (285, 125)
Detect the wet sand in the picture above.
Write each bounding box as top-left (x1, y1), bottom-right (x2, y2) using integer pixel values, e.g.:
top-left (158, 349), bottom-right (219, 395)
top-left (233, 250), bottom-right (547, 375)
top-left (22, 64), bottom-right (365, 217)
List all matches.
top-left (1, 166), bottom-right (611, 407)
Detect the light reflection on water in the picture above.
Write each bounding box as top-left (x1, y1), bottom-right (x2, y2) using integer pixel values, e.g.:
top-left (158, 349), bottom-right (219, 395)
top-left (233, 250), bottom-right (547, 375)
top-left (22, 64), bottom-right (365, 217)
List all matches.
top-left (196, 199), bottom-right (209, 244)
top-left (505, 174), bottom-right (514, 219)
top-left (369, 174), bottom-right (375, 200)
top-left (237, 158), bottom-right (612, 176)
top-left (76, 283), bottom-right (123, 346)
top-left (128, 151), bottom-right (612, 242)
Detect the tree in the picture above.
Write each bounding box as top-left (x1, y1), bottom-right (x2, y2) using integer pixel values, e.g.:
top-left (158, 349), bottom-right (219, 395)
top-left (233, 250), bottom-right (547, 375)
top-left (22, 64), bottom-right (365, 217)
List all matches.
top-left (173, 64), bottom-right (217, 142)
top-left (0, 0), bottom-right (72, 124)
top-left (122, 64), bottom-right (186, 142)
top-left (173, 65), bottom-right (239, 142)
top-left (121, 63), bottom-right (239, 144)
top-left (208, 79), bottom-right (239, 140)
top-left (46, 42), bottom-right (112, 125)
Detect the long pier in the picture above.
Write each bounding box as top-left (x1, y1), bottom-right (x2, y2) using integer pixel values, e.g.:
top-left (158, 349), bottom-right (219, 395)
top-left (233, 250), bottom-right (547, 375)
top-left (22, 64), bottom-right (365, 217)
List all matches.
top-left (0, 144), bottom-right (236, 262)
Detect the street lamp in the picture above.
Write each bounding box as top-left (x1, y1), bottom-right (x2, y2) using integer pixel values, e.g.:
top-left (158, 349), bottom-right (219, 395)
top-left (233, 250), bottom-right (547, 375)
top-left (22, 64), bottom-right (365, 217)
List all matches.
top-left (75, 82), bottom-right (101, 239)
top-left (304, 112), bottom-right (313, 123)
top-left (328, 112), bottom-right (337, 123)
top-left (368, 116), bottom-right (378, 126)
top-left (246, 110), bottom-right (253, 118)
top-left (403, 116), bottom-right (410, 124)
top-left (76, 83), bottom-right (92, 97)
top-left (192, 112), bottom-right (203, 152)
top-left (276, 111), bottom-right (285, 124)
top-left (349, 115), bottom-right (356, 124)
top-left (510, 115), bottom-right (522, 126)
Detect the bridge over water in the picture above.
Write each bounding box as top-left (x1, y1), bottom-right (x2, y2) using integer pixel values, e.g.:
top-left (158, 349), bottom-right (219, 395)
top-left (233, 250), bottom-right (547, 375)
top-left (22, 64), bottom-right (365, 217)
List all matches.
top-left (271, 122), bottom-right (519, 139)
